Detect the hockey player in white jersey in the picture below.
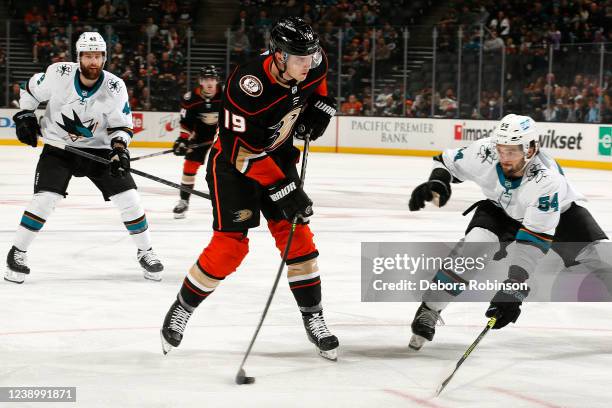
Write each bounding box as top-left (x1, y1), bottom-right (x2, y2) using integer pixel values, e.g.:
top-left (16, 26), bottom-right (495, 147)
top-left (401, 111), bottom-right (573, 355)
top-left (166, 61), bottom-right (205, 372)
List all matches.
top-left (5, 32), bottom-right (164, 284)
top-left (407, 113), bottom-right (609, 350)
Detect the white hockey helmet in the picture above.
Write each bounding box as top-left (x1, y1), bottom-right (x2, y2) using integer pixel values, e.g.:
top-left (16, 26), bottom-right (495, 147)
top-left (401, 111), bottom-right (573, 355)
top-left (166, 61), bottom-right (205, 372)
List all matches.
top-left (76, 32), bottom-right (107, 65)
top-left (492, 114), bottom-right (539, 157)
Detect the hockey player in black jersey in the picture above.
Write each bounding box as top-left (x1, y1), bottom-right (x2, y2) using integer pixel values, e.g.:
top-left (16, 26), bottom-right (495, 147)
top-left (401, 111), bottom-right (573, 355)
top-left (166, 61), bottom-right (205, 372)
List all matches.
top-left (172, 65), bottom-right (222, 219)
top-left (161, 17), bottom-right (339, 361)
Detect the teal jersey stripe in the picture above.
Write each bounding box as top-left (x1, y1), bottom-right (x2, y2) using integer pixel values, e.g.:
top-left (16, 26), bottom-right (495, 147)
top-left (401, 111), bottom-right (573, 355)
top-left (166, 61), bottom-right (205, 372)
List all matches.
top-left (516, 229), bottom-right (552, 252)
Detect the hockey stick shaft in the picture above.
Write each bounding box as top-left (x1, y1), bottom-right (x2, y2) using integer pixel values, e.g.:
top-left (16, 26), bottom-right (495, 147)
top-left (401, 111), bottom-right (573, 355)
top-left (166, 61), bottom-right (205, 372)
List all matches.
top-left (130, 141), bottom-right (213, 161)
top-left (235, 136), bottom-right (311, 384)
top-left (44, 140), bottom-right (211, 200)
top-left (435, 317), bottom-right (496, 396)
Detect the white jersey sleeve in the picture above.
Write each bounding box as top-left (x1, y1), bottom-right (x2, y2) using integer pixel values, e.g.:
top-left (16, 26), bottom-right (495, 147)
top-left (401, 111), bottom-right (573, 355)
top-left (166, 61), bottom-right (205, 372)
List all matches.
top-left (435, 137), bottom-right (495, 183)
top-left (104, 77), bottom-right (134, 147)
top-left (19, 63), bottom-right (60, 110)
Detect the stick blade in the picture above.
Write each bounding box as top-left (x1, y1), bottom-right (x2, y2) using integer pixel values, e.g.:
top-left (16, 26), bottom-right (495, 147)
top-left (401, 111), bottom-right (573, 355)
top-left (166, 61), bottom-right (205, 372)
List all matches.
top-left (235, 368), bottom-right (255, 385)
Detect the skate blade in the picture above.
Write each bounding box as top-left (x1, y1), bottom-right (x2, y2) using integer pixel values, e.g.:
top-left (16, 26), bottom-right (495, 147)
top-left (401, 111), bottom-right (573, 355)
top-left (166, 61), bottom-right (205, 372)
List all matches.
top-left (173, 212), bottom-right (187, 219)
top-left (160, 330), bottom-right (173, 355)
top-left (144, 271), bottom-right (163, 281)
top-left (5, 269), bottom-right (26, 284)
top-left (318, 347), bottom-right (338, 361)
top-left (409, 334), bottom-right (428, 351)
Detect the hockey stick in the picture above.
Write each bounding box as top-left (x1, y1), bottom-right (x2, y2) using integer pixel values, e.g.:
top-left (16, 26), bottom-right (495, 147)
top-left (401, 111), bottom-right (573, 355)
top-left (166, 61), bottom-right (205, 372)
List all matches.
top-left (43, 140), bottom-right (211, 200)
top-left (130, 141), bottom-right (213, 161)
top-left (435, 317), bottom-right (497, 396)
top-left (235, 135), bottom-right (311, 385)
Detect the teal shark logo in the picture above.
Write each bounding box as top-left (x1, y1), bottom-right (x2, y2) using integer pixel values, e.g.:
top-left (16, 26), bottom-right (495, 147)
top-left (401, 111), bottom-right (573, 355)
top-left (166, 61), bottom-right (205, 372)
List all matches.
top-left (56, 110), bottom-right (97, 141)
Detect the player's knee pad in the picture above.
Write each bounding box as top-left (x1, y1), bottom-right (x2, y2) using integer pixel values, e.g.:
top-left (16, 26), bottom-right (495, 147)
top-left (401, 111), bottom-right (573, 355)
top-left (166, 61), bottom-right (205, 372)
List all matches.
top-left (267, 219), bottom-right (318, 263)
top-left (110, 189), bottom-right (142, 214)
top-left (462, 227), bottom-right (500, 260)
top-left (197, 231), bottom-right (249, 279)
top-left (183, 160), bottom-right (201, 176)
top-left (21, 191), bottom-right (63, 232)
top-left (29, 191), bottom-right (63, 218)
top-left (574, 239), bottom-right (612, 270)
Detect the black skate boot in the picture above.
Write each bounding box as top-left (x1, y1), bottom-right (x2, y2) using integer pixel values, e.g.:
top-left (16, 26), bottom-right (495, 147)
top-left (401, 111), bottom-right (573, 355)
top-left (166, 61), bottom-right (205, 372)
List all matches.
top-left (409, 302), bottom-right (444, 351)
top-left (160, 299), bottom-right (193, 354)
top-left (302, 311), bottom-right (339, 361)
top-left (137, 248), bottom-right (163, 281)
top-left (173, 199), bottom-right (189, 219)
top-left (5, 246), bottom-right (30, 284)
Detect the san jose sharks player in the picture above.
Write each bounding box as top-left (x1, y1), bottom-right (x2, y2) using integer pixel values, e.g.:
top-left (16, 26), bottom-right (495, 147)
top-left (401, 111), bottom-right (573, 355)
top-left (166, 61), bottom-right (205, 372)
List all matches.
top-left (6, 32), bottom-right (164, 284)
top-left (407, 114), bottom-right (609, 350)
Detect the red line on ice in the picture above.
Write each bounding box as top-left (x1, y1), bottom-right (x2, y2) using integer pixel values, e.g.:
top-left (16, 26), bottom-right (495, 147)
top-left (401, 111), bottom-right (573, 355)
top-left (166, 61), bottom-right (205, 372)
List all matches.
top-left (384, 389), bottom-right (446, 408)
top-left (486, 386), bottom-right (564, 408)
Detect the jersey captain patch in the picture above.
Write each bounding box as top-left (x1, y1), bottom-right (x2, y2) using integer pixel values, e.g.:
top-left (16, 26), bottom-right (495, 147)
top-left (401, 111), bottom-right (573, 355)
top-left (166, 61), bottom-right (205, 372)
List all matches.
top-left (239, 75), bottom-right (263, 97)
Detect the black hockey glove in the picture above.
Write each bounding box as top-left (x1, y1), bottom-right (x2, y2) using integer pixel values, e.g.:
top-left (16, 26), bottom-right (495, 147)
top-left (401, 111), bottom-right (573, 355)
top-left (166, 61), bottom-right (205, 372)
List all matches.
top-left (294, 94), bottom-right (336, 142)
top-left (268, 177), bottom-right (313, 223)
top-left (485, 266), bottom-right (530, 329)
top-left (173, 136), bottom-right (188, 156)
top-left (13, 110), bottom-right (41, 148)
top-left (109, 138), bottom-right (130, 178)
top-left (408, 168), bottom-right (452, 211)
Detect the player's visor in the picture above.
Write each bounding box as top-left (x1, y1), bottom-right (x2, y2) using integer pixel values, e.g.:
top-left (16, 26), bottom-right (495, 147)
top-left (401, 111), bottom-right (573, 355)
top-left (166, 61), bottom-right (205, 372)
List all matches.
top-left (285, 51), bottom-right (322, 69)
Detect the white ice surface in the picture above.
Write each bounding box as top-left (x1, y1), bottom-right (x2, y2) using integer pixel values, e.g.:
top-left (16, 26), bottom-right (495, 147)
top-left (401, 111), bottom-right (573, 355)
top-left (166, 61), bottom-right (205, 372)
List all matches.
top-left (1, 146), bottom-right (612, 408)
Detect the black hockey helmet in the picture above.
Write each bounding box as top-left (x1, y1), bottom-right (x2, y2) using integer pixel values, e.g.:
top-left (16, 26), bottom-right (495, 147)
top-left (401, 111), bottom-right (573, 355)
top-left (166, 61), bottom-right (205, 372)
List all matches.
top-left (269, 17), bottom-right (321, 57)
top-left (199, 65), bottom-right (220, 80)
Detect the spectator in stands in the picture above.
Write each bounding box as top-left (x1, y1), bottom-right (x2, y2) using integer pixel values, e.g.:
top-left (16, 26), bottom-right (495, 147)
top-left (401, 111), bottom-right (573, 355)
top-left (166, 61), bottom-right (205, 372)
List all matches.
top-left (158, 51), bottom-right (177, 81)
top-left (135, 86), bottom-right (153, 111)
top-left (33, 26), bottom-right (52, 63)
top-left (230, 28), bottom-right (251, 65)
top-left (114, 2), bottom-right (130, 22)
top-left (97, 0), bottom-right (115, 21)
top-left (586, 99), bottom-right (600, 123)
top-left (24, 6), bottom-right (45, 35)
top-left (160, 0), bottom-right (178, 21)
top-left (484, 31), bottom-right (504, 52)
top-left (439, 88), bottom-right (458, 117)
top-left (9, 83), bottom-right (21, 108)
top-left (145, 17), bottom-right (159, 38)
top-left (80, 1), bottom-right (97, 21)
top-left (233, 10), bottom-right (250, 32)
top-left (489, 11), bottom-right (510, 37)
top-left (341, 94), bottom-right (363, 115)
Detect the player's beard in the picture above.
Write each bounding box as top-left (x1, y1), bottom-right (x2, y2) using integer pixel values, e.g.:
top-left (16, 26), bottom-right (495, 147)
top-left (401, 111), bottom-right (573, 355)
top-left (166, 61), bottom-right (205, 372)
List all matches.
top-left (501, 160), bottom-right (525, 177)
top-left (80, 63), bottom-right (102, 80)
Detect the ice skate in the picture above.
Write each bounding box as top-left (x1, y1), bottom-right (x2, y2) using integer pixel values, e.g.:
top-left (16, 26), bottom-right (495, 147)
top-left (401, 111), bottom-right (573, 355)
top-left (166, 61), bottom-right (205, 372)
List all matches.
top-left (409, 302), bottom-right (444, 351)
top-left (137, 248), bottom-right (163, 281)
top-left (302, 311), bottom-right (339, 361)
top-left (5, 246), bottom-right (30, 284)
top-left (161, 299), bottom-right (193, 354)
top-left (173, 199), bottom-right (189, 219)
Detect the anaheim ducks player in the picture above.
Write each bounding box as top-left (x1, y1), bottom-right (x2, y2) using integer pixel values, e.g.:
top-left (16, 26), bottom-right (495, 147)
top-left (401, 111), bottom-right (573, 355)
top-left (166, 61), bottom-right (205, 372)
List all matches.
top-left (161, 17), bottom-right (339, 361)
top-left (407, 114), bottom-right (609, 350)
top-left (172, 65), bottom-right (222, 219)
top-left (5, 32), bottom-right (164, 284)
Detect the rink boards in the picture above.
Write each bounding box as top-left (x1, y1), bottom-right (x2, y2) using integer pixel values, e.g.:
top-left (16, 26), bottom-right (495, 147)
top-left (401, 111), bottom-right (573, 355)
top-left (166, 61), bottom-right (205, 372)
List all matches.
top-left (1, 109), bottom-right (611, 170)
